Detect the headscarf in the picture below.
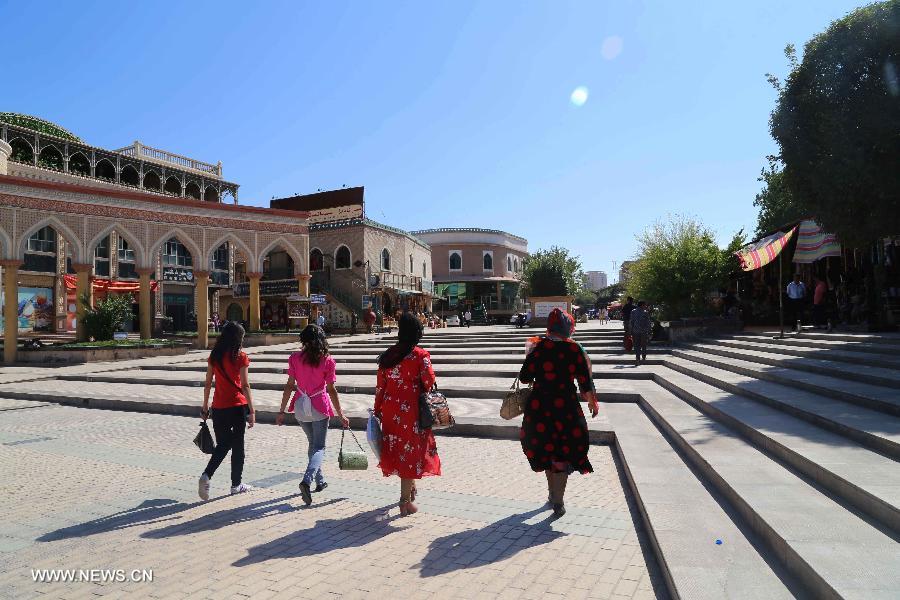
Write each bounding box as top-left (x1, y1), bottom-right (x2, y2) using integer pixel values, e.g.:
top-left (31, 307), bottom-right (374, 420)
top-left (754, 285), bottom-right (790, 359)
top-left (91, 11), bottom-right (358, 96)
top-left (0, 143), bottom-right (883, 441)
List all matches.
top-left (378, 312), bottom-right (424, 369)
top-left (546, 308), bottom-right (576, 340)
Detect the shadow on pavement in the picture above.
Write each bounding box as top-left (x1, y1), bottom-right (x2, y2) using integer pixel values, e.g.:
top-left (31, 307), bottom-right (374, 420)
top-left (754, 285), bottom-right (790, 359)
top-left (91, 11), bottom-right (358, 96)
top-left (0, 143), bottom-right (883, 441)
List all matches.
top-left (38, 498), bottom-right (214, 542)
top-left (232, 504), bottom-right (405, 567)
top-left (417, 506), bottom-right (563, 577)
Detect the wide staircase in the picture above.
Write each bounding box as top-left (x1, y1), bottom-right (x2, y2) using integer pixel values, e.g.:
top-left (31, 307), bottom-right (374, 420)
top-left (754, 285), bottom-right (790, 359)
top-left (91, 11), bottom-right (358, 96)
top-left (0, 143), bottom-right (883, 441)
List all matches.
top-left (1, 323), bottom-right (898, 598)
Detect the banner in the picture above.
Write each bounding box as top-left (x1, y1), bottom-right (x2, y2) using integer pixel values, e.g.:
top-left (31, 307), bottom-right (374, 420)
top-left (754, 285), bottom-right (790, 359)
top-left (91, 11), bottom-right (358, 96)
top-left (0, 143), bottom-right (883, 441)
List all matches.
top-left (736, 227), bottom-right (796, 271)
top-left (792, 219), bottom-right (841, 264)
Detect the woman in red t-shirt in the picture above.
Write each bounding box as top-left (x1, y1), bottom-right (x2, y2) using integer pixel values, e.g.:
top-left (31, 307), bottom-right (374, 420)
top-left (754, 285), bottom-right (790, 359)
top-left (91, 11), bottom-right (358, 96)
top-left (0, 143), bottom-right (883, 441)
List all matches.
top-left (199, 321), bottom-right (256, 500)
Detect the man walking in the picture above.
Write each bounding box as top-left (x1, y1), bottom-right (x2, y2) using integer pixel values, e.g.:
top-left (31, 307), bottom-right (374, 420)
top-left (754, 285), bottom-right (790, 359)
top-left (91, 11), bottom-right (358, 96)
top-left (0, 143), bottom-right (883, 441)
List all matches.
top-left (629, 301), bottom-right (652, 365)
top-left (621, 297), bottom-right (636, 334)
top-left (464, 309), bottom-right (472, 328)
top-left (786, 274), bottom-right (806, 331)
top-left (350, 311), bottom-right (358, 335)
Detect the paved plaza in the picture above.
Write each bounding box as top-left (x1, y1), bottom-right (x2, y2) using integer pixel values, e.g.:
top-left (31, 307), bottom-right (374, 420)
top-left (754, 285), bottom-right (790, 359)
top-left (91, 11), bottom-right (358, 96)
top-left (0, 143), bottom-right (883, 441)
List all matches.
top-left (2, 321), bottom-right (900, 599)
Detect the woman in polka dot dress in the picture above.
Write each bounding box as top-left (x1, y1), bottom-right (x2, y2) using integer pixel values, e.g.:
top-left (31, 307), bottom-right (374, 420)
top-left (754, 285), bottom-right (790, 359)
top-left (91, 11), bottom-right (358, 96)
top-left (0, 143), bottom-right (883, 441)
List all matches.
top-left (519, 308), bottom-right (599, 517)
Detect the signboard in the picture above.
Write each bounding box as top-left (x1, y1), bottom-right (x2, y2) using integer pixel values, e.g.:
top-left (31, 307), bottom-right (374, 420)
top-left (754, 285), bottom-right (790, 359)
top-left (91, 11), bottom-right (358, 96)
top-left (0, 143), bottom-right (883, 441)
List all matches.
top-left (162, 267), bottom-right (194, 283)
top-left (163, 293), bottom-right (192, 306)
top-left (361, 295), bottom-right (372, 308)
top-left (113, 332), bottom-right (128, 341)
top-left (534, 301), bottom-right (569, 318)
top-left (310, 294), bottom-right (327, 305)
top-left (232, 278), bottom-right (300, 298)
top-left (287, 301), bottom-right (309, 319)
top-left (307, 204), bottom-right (364, 224)
top-left (0, 287), bottom-right (54, 333)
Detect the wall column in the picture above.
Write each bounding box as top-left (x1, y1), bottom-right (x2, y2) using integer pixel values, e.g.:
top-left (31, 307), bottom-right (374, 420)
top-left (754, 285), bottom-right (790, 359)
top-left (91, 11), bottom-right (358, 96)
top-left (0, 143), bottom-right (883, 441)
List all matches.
top-left (248, 272), bottom-right (261, 331)
top-left (195, 271), bottom-right (210, 349)
top-left (496, 281), bottom-right (502, 313)
top-left (72, 263), bottom-right (93, 342)
top-left (136, 267), bottom-right (154, 340)
top-left (297, 274), bottom-right (311, 329)
top-left (2, 260), bottom-right (23, 364)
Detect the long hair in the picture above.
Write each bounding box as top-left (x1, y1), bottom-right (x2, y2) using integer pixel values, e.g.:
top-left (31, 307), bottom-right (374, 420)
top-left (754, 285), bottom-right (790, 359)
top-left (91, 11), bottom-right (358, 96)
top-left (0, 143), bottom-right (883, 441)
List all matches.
top-left (209, 321), bottom-right (245, 368)
top-left (378, 312), bottom-right (423, 369)
top-left (299, 324), bottom-right (329, 366)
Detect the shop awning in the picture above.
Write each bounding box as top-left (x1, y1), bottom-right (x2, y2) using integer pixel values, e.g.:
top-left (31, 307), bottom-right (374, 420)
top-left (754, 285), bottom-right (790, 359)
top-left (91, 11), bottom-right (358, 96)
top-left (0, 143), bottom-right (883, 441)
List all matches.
top-left (64, 275), bottom-right (158, 293)
top-left (736, 227), bottom-right (796, 271)
top-left (792, 219), bottom-right (841, 263)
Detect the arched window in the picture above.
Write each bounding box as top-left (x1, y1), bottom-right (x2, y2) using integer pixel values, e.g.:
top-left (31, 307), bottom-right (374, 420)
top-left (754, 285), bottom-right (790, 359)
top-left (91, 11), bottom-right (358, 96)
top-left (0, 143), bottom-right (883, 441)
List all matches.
top-left (143, 170), bottom-right (161, 190)
top-left (185, 182), bottom-right (202, 200)
top-left (204, 186), bottom-right (219, 203)
top-left (483, 252), bottom-right (493, 271)
top-left (95, 159), bottom-right (116, 181)
top-left (38, 146), bottom-right (63, 171)
top-left (507, 255), bottom-right (513, 272)
top-left (381, 248), bottom-right (391, 271)
top-left (449, 251), bottom-right (462, 271)
top-left (410, 254), bottom-right (414, 273)
top-left (120, 165), bottom-right (139, 186)
top-left (69, 152), bottom-right (90, 176)
top-left (514, 257), bottom-right (519, 273)
top-left (94, 236), bottom-right (111, 277)
top-left (163, 238), bottom-right (193, 267)
top-left (263, 250), bottom-right (294, 280)
top-left (9, 138), bottom-right (34, 163)
top-left (210, 243), bottom-right (229, 285)
top-left (164, 176), bottom-right (182, 196)
top-left (118, 237), bottom-right (137, 279)
top-left (310, 248), bottom-right (324, 272)
top-left (335, 246), bottom-right (351, 270)
top-left (423, 261), bottom-right (427, 278)
top-left (24, 226), bottom-right (57, 273)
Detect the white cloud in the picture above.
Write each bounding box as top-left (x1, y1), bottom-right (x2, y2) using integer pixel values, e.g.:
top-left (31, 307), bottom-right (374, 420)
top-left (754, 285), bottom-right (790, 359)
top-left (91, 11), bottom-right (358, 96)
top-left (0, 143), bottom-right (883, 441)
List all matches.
top-left (570, 86), bottom-right (589, 107)
top-left (601, 36), bottom-right (623, 61)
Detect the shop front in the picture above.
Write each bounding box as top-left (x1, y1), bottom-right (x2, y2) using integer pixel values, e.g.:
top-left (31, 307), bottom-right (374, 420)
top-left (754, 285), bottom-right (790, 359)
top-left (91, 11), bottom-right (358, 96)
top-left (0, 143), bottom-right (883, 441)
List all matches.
top-left (232, 278), bottom-right (300, 330)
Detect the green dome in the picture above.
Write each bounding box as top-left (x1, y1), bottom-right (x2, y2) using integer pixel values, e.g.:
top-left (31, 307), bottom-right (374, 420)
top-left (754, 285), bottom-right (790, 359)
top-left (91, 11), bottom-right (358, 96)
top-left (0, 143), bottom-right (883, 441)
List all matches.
top-left (0, 112), bottom-right (82, 142)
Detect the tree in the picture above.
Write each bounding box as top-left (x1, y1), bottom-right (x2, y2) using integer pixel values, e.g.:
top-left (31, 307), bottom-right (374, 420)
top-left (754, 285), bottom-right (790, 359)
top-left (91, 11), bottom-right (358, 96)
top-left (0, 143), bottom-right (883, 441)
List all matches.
top-left (753, 157), bottom-right (805, 239)
top-left (768, 1), bottom-right (900, 247)
top-left (626, 217), bottom-right (744, 320)
top-left (596, 283), bottom-right (624, 304)
top-left (81, 293), bottom-right (133, 341)
top-left (522, 246), bottom-right (583, 297)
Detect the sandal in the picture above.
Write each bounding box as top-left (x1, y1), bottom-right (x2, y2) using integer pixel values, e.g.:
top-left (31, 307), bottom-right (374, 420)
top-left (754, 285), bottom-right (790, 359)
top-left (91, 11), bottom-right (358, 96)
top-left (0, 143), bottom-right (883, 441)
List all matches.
top-left (399, 500), bottom-right (418, 517)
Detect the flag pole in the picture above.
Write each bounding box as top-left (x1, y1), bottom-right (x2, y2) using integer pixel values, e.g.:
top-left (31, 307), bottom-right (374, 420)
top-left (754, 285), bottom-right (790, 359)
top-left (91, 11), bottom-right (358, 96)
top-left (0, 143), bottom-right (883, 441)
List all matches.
top-left (778, 251), bottom-right (785, 339)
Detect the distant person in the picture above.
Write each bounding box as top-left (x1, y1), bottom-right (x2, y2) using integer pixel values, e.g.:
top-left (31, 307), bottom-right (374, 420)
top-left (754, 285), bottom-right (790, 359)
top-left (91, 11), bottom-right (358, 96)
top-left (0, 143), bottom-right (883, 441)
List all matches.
top-left (599, 307), bottom-right (608, 324)
top-left (199, 321), bottom-right (255, 500)
top-left (464, 309), bottom-right (472, 328)
top-left (518, 308), bottom-right (599, 517)
top-left (276, 325), bottom-right (349, 506)
top-left (621, 297), bottom-right (636, 334)
top-left (350, 311), bottom-right (358, 336)
top-left (629, 301), bottom-right (652, 365)
top-left (373, 313), bottom-right (442, 516)
top-left (316, 312), bottom-right (326, 330)
top-left (786, 274), bottom-right (807, 330)
top-left (364, 308), bottom-right (376, 334)
top-left (812, 275), bottom-right (828, 329)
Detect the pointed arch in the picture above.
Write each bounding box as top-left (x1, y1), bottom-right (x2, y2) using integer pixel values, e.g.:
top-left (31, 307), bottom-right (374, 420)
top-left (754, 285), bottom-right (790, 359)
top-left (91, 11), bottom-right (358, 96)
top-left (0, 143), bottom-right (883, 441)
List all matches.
top-left (185, 182), bottom-right (202, 200)
top-left (204, 185), bottom-right (219, 203)
top-left (335, 245), bottom-right (352, 270)
top-left (95, 158), bottom-right (116, 180)
top-left (86, 223), bottom-right (146, 268)
top-left (257, 237), bottom-right (304, 274)
top-left (17, 215), bottom-right (83, 263)
top-left (148, 227), bottom-right (203, 269)
top-left (143, 169), bottom-right (161, 190)
top-left (38, 144), bottom-right (63, 170)
top-left (164, 176), bottom-right (182, 196)
top-left (68, 151), bottom-right (90, 176)
top-left (205, 232), bottom-right (253, 266)
top-left (309, 247), bottom-right (324, 272)
top-left (9, 137), bottom-right (34, 163)
top-left (120, 164), bottom-right (140, 186)
top-left (0, 226), bottom-right (12, 260)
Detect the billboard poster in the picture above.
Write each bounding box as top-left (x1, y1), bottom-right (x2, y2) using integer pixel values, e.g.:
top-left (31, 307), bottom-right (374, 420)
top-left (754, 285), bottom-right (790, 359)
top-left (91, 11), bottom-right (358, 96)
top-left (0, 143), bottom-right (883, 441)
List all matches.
top-left (534, 301), bottom-right (569, 318)
top-left (0, 287), bottom-right (55, 332)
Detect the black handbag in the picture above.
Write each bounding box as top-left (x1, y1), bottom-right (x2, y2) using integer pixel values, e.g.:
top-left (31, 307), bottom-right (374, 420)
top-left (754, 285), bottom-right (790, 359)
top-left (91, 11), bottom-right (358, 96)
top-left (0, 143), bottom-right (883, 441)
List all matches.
top-left (419, 384), bottom-right (455, 430)
top-left (418, 388), bottom-right (436, 430)
top-left (194, 420), bottom-right (215, 454)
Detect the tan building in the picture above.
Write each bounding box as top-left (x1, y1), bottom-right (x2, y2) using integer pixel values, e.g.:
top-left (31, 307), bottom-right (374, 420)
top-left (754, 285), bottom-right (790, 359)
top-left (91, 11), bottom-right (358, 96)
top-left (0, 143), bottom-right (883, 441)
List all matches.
top-left (0, 113), bottom-right (310, 363)
top-left (411, 228), bottom-right (527, 322)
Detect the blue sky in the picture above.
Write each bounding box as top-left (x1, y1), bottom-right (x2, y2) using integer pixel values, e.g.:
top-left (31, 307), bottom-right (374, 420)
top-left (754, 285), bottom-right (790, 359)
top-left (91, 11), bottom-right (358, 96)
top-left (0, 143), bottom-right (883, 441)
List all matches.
top-left (1, 0), bottom-right (862, 280)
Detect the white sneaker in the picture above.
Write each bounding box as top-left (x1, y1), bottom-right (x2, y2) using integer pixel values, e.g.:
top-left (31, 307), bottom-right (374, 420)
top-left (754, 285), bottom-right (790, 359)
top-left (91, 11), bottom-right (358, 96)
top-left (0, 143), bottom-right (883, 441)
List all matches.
top-left (230, 483), bottom-right (254, 495)
top-left (198, 474), bottom-right (210, 501)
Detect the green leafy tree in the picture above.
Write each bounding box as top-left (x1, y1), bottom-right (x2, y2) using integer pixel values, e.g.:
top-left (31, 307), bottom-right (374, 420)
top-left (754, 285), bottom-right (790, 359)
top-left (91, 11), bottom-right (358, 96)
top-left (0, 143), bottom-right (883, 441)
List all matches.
top-left (753, 157), bottom-right (805, 238)
top-left (626, 217), bottom-right (744, 320)
top-left (596, 283), bottom-right (624, 304)
top-left (522, 246), bottom-right (584, 297)
top-left (81, 293), bottom-right (133, 341)
top-left (768, 1), bottom-right (900, 247)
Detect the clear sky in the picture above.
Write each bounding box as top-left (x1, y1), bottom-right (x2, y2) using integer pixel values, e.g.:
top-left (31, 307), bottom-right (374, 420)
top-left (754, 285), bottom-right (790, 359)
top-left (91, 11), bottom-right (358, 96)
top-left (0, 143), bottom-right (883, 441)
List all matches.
top-left (1, 0), bottom-right (862, 280)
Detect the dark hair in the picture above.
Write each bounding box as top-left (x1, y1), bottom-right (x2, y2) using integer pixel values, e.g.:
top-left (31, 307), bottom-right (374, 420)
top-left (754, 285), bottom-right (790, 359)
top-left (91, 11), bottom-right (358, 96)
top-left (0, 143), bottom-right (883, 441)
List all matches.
top-left (209, 321), bottom-right (245, 368)
top-left (378, 312), bottom-right (423, 369)
top-left (300, 324), bottom-right (329, 366)
top-left (627, 296), bottom-right (634, 302)
top-left (638, 300), bottom-right (647, 307)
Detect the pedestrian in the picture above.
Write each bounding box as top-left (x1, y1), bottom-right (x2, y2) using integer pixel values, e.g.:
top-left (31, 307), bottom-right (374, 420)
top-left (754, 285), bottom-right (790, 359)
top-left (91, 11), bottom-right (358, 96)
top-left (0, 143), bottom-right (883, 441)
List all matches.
top-left (350, 311), bottom-right (358, 336)
top-left (364, 307), bottom-right (376, 334)
top-left (812, 275), bottom-right (828, 329)
top-left (464, 309), bottom-right (472, 328)
top-left (518, 308), bottom-right (599, 517)
top-left (199, 321), bottom-right (256, 500)
top-left (621, 297), bottom-right (636, 335)
top-left (629, 301), bottom-right (652, 365)
top-left (316, 310), bottom-right (326, 335)
top-left (599, 307), bottom-right (608, 324)
top-left (786, 273), bottom-right (806, 331)
top-left (276, 325), bottom-right (349, 506)
top-left (373, 312), bottom-right (441, 517)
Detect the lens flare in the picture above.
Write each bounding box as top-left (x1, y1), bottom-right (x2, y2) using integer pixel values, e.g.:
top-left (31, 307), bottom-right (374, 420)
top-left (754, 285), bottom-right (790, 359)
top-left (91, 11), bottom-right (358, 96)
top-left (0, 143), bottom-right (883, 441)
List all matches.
top-left (601, 36), bottom-right (623, 61)
top-left (570, 86), bottom-right (589, 107)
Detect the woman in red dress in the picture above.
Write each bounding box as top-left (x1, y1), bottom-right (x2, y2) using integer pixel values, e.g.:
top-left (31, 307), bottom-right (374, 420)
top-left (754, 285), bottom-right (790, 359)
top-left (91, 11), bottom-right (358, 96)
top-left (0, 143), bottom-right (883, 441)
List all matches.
top-left (373, 312), bottom-right (441, 516)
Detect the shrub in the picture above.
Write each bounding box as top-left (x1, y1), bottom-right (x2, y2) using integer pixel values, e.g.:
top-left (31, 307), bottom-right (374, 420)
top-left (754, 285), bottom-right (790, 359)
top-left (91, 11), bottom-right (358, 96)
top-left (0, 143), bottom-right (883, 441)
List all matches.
top-left (81, 293), bottom-right (133, 341)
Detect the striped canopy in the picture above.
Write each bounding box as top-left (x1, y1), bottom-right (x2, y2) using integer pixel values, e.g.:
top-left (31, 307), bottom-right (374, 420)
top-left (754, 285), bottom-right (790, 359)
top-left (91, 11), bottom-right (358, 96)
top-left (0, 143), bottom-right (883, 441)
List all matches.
top-left (792, 219), bottom-right (841, 264)
top-left (735, 227), bottom-right (796, 272)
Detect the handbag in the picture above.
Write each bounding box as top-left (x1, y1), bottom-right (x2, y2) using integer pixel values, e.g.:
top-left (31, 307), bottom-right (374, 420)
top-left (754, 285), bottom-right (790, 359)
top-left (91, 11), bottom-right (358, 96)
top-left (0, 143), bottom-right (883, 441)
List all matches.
top-left (500, 378), bottom-right (530, 420)
top-left (366, 409), bottom-right (382, 460)
top-left (193, 419), bottom-right (215, 454)
top-left (338, 428), bottom-right (369, 470)
top-left (419, 385), bottom-right (455, 430)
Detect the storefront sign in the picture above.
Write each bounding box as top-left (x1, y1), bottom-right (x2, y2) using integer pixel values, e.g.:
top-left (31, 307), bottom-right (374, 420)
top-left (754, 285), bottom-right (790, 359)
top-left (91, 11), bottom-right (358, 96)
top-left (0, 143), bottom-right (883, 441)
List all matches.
top-left (0, 287), bottom-right (54, 332)
top-left (361, 295), bottom-right (372, 308)
top-left (310, 294), bottom-right (327, 304)
top-left (163, 293), bottom-right (192, 306)
top-left (307, 204), bottom-right (364, 224)
top-left (232, 279), bottom-right (299, 298)
top-left (162, 267), bottom-right (194, 283)
top-left (534, 301), bottom-right (569, 318)
top-left (287, 302), bottom-right (309, 318)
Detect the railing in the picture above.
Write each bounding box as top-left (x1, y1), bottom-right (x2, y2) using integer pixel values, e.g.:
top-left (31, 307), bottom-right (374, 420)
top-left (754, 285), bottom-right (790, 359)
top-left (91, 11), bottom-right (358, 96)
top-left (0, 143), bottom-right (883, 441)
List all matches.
top-left (380, 272), bottom-right (423, 292)
top-left (116, 141), bottom-right (221, 177)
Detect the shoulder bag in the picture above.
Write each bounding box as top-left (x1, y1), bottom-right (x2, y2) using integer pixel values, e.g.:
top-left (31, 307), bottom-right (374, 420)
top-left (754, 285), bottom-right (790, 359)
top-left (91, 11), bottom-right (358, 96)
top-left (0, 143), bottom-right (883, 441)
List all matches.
top-left (500, 377), bottom-right (530, 420)
top-left (419, 384), bottom-right (455, 430)
top-left (338, 428), bottom-right (369, 470)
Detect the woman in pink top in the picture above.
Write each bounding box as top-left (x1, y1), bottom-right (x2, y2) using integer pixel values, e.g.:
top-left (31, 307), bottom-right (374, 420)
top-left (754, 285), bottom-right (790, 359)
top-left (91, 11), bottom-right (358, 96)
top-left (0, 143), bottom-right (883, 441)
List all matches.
top-left (276, 325), bottom-right (349, 506)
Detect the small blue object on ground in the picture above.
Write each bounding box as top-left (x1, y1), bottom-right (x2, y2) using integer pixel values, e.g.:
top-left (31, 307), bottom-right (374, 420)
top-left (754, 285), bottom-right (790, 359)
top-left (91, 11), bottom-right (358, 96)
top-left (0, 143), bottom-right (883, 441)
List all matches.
top-left (716, 539), bottom-right (723, 545)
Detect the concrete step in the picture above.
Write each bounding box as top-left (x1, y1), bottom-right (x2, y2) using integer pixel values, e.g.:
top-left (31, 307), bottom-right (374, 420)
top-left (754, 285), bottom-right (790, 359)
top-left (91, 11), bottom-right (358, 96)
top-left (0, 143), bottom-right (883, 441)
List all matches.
top-left (639, 384), bottom-right (900, 599)
top-left (236, 354), bottom-right (670, 366)
top-left (647, 370), bottom-right (900, 532)
top-left (605, 402), bottom-right (797, 599)
top-left (733, 334), bottom-right (900, 357)
top-left (673, 349), bottom-right (900, 417)
top-left (717, 337), bottom-right (900, 370)
top-left (660, 357), bottom-right (900, 460)
top-left (684, 342), bottom-right (900, 390)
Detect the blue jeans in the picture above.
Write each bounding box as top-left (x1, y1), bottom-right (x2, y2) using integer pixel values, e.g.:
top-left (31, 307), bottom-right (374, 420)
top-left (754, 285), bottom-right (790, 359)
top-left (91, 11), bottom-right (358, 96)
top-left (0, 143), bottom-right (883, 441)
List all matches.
top-left (299, 418), bottom-right (329, 486)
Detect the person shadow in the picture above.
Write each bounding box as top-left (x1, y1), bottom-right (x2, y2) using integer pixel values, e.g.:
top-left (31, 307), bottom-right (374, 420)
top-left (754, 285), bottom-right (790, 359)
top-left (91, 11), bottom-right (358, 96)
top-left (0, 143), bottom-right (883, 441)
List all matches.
top-left (416, 506), bottom-right (564, 577)
top-left (232, 505), bottom-right (406, 567)
top-left (141, 494), bottom-right (344, 540)
top-left (37, 498), bottom-right (217, 542)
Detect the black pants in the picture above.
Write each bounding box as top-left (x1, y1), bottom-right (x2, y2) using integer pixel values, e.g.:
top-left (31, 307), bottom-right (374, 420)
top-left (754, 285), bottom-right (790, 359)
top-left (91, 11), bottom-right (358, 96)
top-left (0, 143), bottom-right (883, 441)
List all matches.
top-left (786, 298), bottom-right (804, 328)
top-left (812, 303), bottom-right (826, 327)
top-left (633, 333), bottom-right (649, 362)
top-left (204, 406), bottom-right (246, 488)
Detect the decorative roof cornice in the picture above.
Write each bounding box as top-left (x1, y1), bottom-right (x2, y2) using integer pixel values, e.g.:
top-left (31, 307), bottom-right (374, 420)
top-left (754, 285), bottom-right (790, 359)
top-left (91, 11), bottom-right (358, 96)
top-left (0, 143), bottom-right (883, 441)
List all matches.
top-left (310, 217), bottom-right (430, 249)
top-left (410, 227), bottom-right (527, 244)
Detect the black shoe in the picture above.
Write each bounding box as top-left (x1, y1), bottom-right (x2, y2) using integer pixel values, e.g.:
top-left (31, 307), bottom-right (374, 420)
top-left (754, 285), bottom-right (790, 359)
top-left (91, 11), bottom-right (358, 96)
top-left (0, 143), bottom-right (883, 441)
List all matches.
top-left (552, 503), bottom-right (566, 517)
top-left (299, 482), bottom-right (312, 506)
top-left (314, 482), bottom-right (328, 493)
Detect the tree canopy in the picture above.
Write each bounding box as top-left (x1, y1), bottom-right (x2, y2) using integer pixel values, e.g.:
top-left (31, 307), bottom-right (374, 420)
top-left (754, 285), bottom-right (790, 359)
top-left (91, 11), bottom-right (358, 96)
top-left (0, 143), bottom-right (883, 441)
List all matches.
top-left (522, 246), bottom-right (583, 297)
top-left (769, 1), bottom-right (900, 246)
top-left (753, 157), bottom-right (806, 239)
top-left (626, 217), bottom-right (745, 320)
